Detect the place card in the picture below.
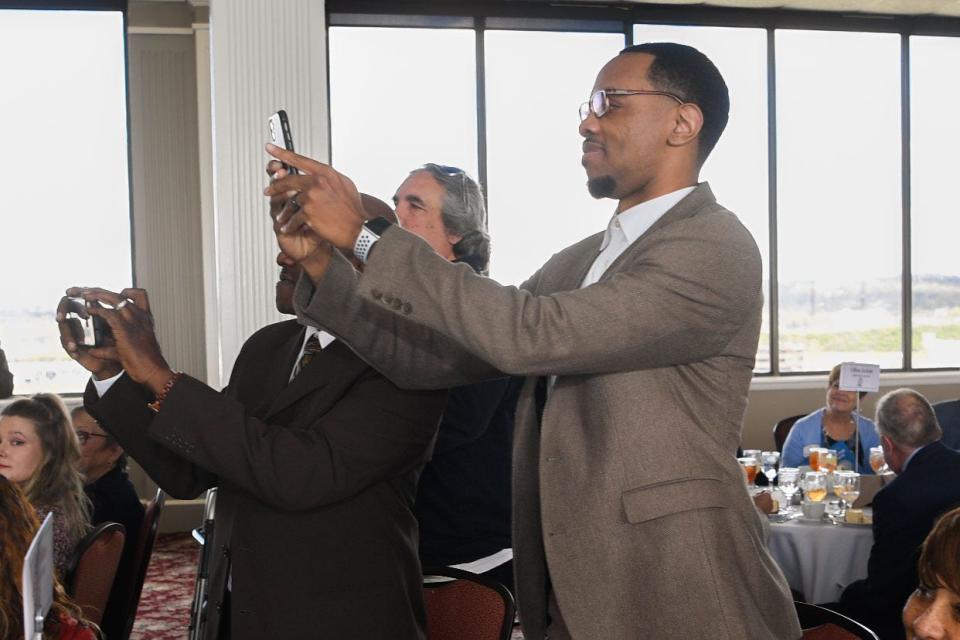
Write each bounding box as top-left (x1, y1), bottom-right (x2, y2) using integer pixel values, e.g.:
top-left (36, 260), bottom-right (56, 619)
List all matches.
top-left (839, 362), bottom-right (880, 393)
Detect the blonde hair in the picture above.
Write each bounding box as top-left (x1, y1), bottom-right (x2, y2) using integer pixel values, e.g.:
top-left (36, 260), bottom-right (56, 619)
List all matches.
top-left (1, 394), bottom-right (90, 544)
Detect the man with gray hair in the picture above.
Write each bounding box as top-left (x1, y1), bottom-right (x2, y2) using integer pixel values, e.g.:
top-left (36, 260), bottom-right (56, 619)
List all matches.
top-left (827, 388), bottom-right (960, 639)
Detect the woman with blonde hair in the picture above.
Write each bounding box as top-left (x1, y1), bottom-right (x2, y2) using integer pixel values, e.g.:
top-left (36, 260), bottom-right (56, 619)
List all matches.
top-left (903, 506), bottom-right (960, 639)
top-left (0, 394), bottom-right (90, 573)
top-left (0, 475), bottom-right (97, 640)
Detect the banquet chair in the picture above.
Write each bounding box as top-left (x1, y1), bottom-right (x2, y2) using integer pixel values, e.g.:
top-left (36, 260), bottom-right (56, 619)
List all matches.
top-left (795, 602), bottom-right (880, 640)
top-left (774, 414), bottom-right (806, 452)
top-left (65, 522), bottom-right (126, 626)
top-left (105, 488), bottom-right (165, 640)
top-left (422, 565), bottom-right (515, 640)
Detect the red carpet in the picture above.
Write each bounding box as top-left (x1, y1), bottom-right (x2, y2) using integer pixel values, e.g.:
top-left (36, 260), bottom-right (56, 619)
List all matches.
top-left (129, 533), bottom-right (198, 639)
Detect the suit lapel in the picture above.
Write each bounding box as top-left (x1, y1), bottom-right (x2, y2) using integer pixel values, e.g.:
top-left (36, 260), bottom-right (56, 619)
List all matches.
top-left (242, 323), bottom-right (305, 418)
top-left (599, 182), bottom-right (717, 283)
top-left (265, 339), bottom-right (359, 419)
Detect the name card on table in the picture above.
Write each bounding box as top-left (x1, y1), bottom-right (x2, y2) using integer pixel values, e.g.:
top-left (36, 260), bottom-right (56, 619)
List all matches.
top-left (839, 362), bottom-right (880, 393)
top-left (23, 512), bottom-right (54, 640)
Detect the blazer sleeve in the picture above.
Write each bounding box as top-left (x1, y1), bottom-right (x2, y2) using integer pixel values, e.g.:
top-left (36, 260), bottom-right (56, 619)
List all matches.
top-left (297, 210), bottom-right (760, 380)
top-left (147, 373), bottom-right (446, 511)
top-left (294, 249), bottom-right (510, 388)
top-left (84, 375), bottom-right (217, 500)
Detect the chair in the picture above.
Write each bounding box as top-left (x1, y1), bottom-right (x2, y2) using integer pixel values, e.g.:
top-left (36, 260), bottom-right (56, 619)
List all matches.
top-left (774, 414), bottom-right (806, 452)
top-left (422, 565), bottom-right (515, 640)
top-left (65, 522), bottom-right (126, 626)
top-left (933, 399), bottom-right (960, 450)
top-left (107, 488), bottom-right (165, 640)
top-left (795, 602), bottom-right (880, 640)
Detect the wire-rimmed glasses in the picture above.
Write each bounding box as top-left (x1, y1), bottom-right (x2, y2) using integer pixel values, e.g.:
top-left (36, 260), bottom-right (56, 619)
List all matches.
top-left (434, 164), bottom-right (468, 211)
top-left (578, 88), bottom-right (685, 122)
top-left (75, 430), bottom-right (109, 445)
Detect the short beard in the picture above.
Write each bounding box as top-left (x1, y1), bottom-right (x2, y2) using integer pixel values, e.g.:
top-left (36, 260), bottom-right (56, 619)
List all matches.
top-left (587, 175), bottom-right (616, 199)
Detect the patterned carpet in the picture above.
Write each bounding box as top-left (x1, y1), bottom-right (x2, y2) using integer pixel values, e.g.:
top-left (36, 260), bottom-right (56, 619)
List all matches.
top-left (130, 533), bottom-right (198, 639)
top-left (128, 532), bottom-right (525, 639)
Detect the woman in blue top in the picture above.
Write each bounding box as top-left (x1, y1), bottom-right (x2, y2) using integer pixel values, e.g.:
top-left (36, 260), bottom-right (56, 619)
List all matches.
top-left (781, 364), bottom-right (880, 474)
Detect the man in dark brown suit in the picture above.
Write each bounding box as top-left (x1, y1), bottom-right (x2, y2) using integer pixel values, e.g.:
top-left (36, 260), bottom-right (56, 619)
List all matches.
top-left (56, 238), bottom-right (446, 639)
top-left (267, 43), bottom-right (801, 639)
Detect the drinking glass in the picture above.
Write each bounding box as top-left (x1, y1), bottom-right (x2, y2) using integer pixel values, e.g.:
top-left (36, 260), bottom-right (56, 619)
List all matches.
top-left (778, 467), bottom-right (799, 514)
top-left (809, 447), bottom-right (826, 471)
top-left (738, 456), bottom-right (759, 490)
top-left (761, 451), bottom-right (781, 483)
top-left (870, 446), bottom-right (887, 474)
top-left (836, 471), bottom-right (861, 517)
top-left (820, 449), bottom-right (838, 473)
top-left (802, 471), bottom-right (827, 502)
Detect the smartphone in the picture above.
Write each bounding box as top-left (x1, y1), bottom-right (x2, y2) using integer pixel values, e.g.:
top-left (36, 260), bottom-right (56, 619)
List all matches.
top-left (65, 298), bottom-right (114, 348)
top-left (268, 110), bottom-right (299, 175)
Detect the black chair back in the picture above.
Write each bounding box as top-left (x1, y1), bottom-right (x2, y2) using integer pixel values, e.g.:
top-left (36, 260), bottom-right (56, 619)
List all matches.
top-left (774, 414), bottom-right (805, 452)
top-left (112, 488), bottom-right (165, 640)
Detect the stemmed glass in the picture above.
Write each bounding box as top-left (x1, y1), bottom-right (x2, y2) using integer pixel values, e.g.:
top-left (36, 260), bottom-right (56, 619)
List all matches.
top-left (761, 451), bottom-right (781, 484)
top-left (802, 471), bottom-right (828, 503)
top-left (836, 471), bottom-right (861, 518)
top-left (778, 467), bottom-right (799, 515)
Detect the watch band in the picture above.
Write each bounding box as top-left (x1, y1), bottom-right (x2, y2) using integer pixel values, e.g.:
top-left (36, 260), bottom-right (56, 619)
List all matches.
top-left (353, 217), bottom-right (393, 264)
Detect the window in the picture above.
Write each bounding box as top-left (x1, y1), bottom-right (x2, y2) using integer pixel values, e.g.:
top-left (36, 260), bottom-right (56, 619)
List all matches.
top-left (0, 8), bottom-right (131, 395)
top-left (327, 4), bottom-right (960, 375)
top-left (910, 36), bottom-right (960, 369)
top-left (328, 26), bottom-right (478, 209)
top-left (775, 30), bottom-right (902, 372)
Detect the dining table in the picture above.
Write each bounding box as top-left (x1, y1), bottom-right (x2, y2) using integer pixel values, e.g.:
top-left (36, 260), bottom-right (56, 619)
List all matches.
top-left (766, 506), bottom-right (874, 604)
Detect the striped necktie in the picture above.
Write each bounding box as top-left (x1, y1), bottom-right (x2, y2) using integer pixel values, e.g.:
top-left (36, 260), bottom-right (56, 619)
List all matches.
top-left (291, 333), bottom-right (324, 380)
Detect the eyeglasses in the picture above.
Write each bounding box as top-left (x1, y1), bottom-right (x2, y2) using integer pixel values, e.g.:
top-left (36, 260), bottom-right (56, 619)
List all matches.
top-left (579, 88), bottom-right (685, 122)
top-left (75, 430), bottom-right (109, 445)
top-left (435, 164), bottom-right (468, 211)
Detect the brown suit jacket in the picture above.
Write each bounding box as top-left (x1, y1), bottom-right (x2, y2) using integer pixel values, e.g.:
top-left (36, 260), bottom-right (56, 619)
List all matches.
top-left (84, 319), bottom-right (446, 640)
top-left (294, 184), bottom-right (801, 639)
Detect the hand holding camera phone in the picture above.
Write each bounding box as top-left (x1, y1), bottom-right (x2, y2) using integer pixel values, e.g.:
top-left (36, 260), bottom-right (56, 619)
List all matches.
top-left (64, 298), bottom-right (115, 348)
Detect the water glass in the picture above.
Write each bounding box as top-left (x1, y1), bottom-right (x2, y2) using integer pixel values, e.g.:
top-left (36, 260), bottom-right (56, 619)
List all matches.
top-left (778, 467), bottom-right (799, 514)
top-left (820, 449), bottom-right (838, 473)
top-left (802, 471), bottom-right (827, 503)
top-left (761, 451), bottom-right (780, 483)
top-left (836, 471), bottom-right (861, 516)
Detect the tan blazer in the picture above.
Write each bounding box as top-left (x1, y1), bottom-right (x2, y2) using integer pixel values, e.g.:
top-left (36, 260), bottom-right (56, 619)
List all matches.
top-left (295, 184), bottom-right (802, 639)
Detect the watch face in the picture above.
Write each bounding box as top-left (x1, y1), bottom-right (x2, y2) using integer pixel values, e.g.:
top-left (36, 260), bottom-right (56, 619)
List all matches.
top-left (364, 216), bottom-right (393, 236)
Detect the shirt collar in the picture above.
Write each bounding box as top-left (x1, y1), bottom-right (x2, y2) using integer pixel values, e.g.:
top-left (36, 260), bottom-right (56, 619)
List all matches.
top-left (598, 186), bottom-right (696, 252)
top-left (301, 324), bottom-right (335, 350)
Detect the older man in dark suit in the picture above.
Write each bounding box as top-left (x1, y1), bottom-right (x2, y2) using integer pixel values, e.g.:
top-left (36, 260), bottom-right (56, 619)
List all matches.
top-left (828, 388), bottom-right (960, 640)
top-left (267, 43), bottom-right (799, 639)
top-left (56, 223), bottom-right (446, 638)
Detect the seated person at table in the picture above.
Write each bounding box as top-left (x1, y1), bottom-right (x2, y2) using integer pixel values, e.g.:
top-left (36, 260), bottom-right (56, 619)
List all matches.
top-left (932, 397), bottom-right (960, 451)
top-left (0, 475), bottom-right (97, 640)
top-left (73, 406), bottom-right (143, 640)
top-left (0, 394), bottom-right (90, 574)
top-left (902, 505), bottom-right (960, 640)
top-left (782, 363), bottom-right (880, 473)
top-left (825, 388), bottom-right (960, 640)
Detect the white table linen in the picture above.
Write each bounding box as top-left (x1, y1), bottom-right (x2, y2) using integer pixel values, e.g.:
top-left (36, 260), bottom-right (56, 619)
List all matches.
top-left (767, 514), bottom-right (873, 604)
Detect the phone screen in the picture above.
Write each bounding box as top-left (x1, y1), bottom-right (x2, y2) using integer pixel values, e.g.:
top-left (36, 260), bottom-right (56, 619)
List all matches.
top-left (268, 110), bottom-right (299, 175)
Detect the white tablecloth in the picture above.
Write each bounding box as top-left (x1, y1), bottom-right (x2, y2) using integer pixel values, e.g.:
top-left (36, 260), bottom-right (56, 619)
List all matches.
top-left (767, 515), bottom-right (873, 604)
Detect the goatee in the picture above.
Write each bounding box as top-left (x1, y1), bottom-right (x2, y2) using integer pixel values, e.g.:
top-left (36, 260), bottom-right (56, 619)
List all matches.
top-left (587, 175), bottom-right (616, 199)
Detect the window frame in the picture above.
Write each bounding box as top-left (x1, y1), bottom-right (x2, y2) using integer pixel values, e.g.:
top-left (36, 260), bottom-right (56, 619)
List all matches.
top-left (326, 0), bottom-right (960, 377)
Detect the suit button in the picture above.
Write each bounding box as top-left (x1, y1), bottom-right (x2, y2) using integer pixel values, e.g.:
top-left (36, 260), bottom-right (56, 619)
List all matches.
top-left (371, 289), bottom-right (382, 300)
top-left (402, 302), bottom-right (412, 315)
top-left (391, 299), bottom-right (402, 310)
top-left (383, 294), bottom-right (394, 304)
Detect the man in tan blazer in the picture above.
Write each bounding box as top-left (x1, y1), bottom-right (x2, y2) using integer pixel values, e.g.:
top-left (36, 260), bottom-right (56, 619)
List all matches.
top-left (267, 42), bottom-right (802, 639)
